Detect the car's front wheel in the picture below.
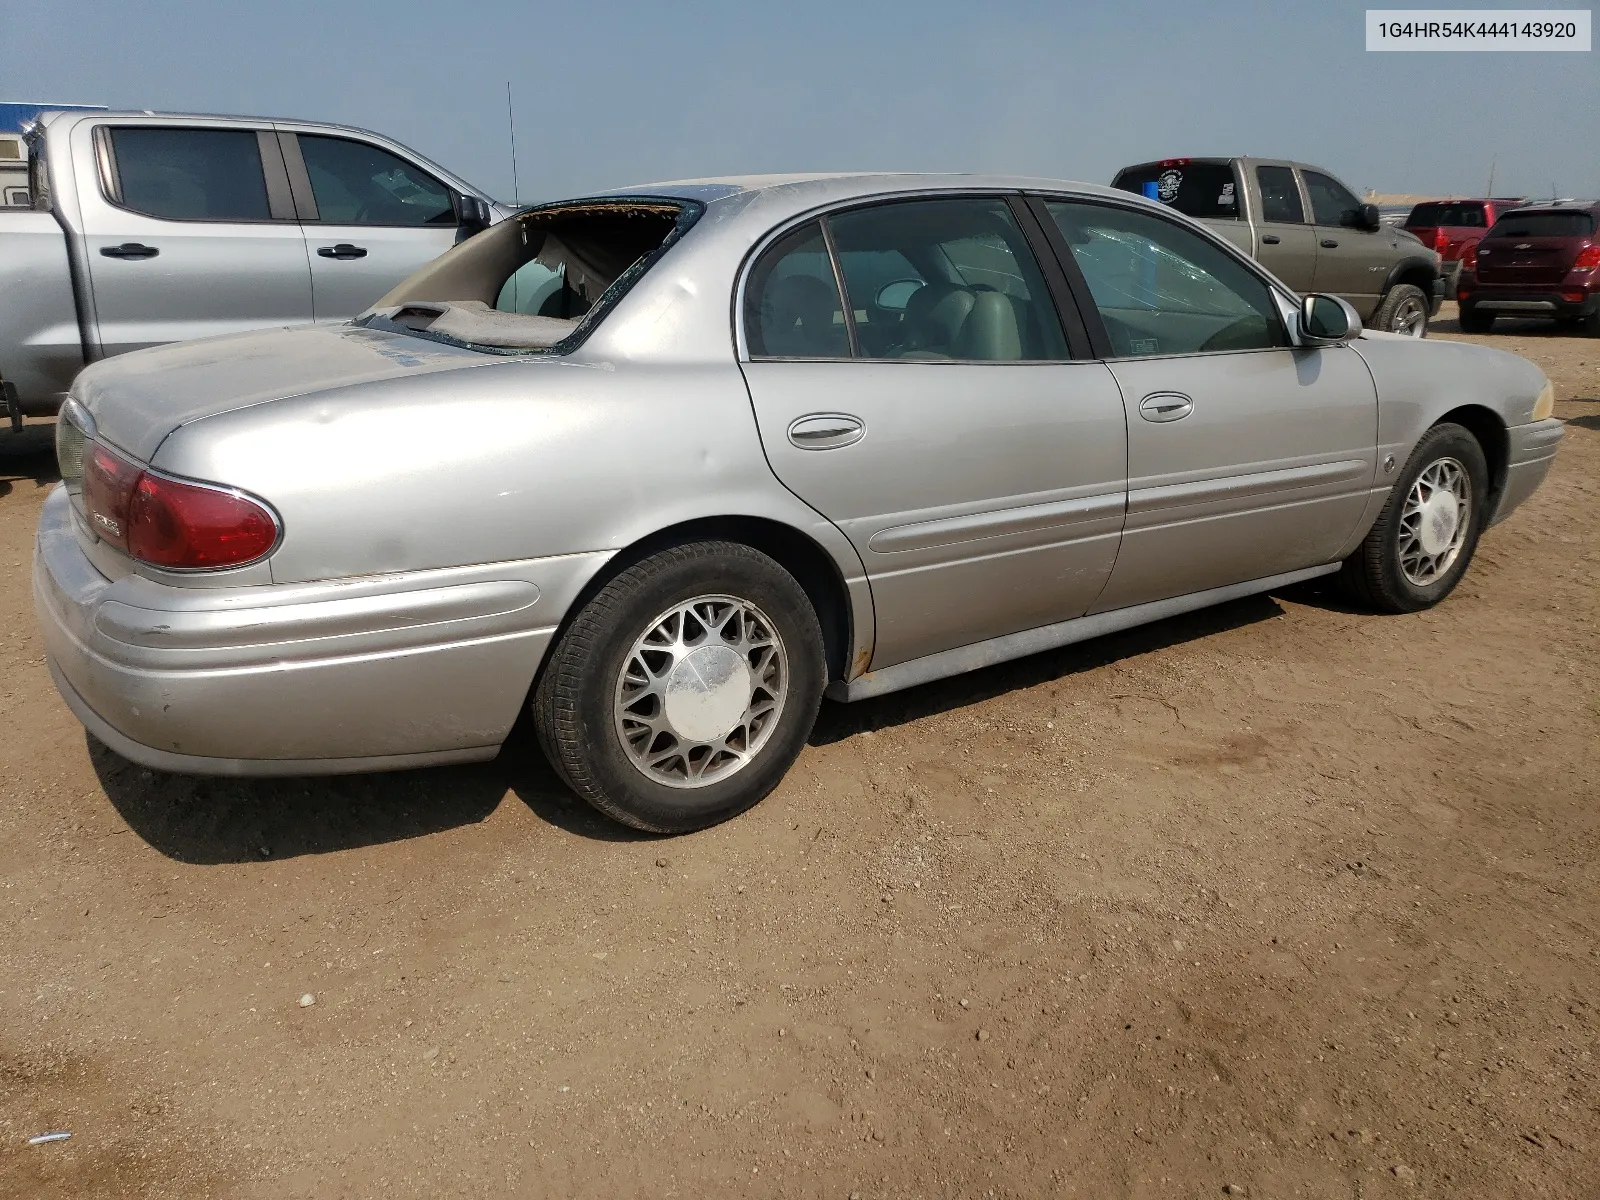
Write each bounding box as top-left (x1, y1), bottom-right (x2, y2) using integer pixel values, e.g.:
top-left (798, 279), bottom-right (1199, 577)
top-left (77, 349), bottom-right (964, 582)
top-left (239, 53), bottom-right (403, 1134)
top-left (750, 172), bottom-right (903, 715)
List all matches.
top-left (1339, 422), bottom-right (1489, 613)
top-left (532, 541), bottom-right (826, 833)
top-left (1372, 283), bottom-right (1430, 337)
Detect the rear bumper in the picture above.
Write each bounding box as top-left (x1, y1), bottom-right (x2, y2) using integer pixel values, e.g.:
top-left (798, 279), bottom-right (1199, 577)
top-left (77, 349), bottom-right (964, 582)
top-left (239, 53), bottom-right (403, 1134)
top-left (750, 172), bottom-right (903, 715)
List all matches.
top-left (1462, 287), bottom-right (1598, 318)
top-left (32, 485), bottom-right (596, 776)
top-left (1490, 418), bottom-right (1564, 527)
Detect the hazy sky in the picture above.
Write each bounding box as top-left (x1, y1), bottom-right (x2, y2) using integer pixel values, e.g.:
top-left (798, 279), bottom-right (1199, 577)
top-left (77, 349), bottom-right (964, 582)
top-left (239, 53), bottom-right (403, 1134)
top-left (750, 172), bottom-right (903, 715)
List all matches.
top-left (6, 0), bottom-right (1596, 204)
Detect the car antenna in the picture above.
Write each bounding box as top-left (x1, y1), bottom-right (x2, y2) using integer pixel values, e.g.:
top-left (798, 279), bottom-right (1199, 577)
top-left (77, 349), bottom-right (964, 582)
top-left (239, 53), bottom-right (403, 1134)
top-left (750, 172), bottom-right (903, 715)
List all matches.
top-left (1485, 155), bottom-right (1495, 196)
top-left (507, 81), bottom-right (520, 206)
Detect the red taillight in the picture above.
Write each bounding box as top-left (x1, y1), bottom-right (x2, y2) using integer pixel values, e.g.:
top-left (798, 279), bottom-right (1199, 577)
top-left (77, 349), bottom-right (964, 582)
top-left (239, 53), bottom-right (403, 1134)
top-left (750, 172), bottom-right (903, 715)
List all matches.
top-left (82, 441), bottom-right (142, 551)
top-left (1462, 242), bottom-right (1478, 270)
top-left (1433, 229), bottom-right (1449, 252)
top-left (1573, 245), bottom-right (1600, 270)
top-left (79, 439), bottom-right (277, 569)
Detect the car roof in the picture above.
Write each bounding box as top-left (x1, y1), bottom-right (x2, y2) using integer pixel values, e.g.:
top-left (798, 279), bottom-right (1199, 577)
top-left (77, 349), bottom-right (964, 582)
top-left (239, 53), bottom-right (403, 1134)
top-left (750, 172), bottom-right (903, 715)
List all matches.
top-left (591, 171), bottom-right (1134, 208)
top-left (1498, 199), bottom-right (1600, 215)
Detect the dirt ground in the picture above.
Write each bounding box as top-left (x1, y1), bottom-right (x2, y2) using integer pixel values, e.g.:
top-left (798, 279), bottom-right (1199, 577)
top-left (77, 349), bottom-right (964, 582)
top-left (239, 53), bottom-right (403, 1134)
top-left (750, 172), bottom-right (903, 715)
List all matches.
top-left (1, 307), bottom-right (1595, 1199)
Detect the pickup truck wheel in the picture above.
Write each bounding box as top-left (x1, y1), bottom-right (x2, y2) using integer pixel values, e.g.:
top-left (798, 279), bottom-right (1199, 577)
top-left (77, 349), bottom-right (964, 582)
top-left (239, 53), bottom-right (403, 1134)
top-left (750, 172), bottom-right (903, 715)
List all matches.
top-left (532, 541), bottom-right (826, 834)
top-left (1338, 422), bottom-right (1488, 613)
top-left (1458, 306), bottom-right (1495, 335)
top-left (1372, 283), bottom-right (1429, 337)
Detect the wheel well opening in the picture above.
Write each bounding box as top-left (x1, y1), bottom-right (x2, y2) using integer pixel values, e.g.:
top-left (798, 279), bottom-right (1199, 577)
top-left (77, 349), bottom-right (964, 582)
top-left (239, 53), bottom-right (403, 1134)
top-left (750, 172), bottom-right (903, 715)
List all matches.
top-left (1438, 405), bottom-right (1509, 509)
top-left (1385, 267), bottom-right (1434, 300)
top-left (546, 517), bottom-right (856, 689)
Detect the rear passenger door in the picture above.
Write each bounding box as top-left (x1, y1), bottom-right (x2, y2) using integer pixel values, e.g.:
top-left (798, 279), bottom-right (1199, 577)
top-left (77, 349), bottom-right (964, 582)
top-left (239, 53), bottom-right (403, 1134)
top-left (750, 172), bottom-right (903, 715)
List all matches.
top-left (279, 131), bottom-right (462, 320)
top-left (75, 122), bottom-right (313, 357)
top-left (1250, 164), bottom-right (1318, 291)
top-left (738, 195), bottom-right (1129, 672)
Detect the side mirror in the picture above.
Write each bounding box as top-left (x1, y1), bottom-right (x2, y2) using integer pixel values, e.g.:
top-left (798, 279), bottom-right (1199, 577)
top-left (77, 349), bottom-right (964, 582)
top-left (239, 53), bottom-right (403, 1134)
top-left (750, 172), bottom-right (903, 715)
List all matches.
top-left (451, 192), bottom-right (493, 239)
top-left (1356, 203), bottom-right (1381, 231)
top-left (1299, 293), bottom-right (1362, 344)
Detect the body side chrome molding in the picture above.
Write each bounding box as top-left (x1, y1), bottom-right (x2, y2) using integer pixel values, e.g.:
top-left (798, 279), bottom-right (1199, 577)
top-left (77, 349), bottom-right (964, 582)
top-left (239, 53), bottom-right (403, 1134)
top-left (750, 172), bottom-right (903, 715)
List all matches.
top-left (829, 562), bottom-right (1341, 702)
top-left (1127, 458), bottom-right (1371, 514)
top-left (867, 490), bottom-right (1125, 553)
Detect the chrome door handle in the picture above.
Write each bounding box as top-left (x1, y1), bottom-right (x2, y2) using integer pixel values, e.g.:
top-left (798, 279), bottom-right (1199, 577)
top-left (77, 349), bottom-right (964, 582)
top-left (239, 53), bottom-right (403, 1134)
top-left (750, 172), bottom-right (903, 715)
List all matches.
top-left (787, 413), bottom-right (865, 450)
top-left (1138, 392), bottom-right (1193, 423)
top-left (317, 243), bottom-right (369, 259)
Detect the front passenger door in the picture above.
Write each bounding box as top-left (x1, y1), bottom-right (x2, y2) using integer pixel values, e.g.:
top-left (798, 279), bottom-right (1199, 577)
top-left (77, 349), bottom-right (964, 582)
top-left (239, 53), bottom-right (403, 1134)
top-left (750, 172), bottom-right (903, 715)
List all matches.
top-left (281, 132), bottom-right (462, 320)
top-left (1304, 170), bottom-right (1388, 316)
top-left (1041, 198), bottom-right (1377, 614)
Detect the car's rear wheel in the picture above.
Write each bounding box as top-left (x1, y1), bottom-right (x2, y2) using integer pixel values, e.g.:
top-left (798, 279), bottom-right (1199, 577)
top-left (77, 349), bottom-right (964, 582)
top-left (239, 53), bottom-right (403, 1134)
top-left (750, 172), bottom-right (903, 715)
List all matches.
top-left (1339, 422), bottom-right (1489, 613)
top-left (1458, 306), bottom-right (1495, 334)
top-left (532, 541), bottom-right (826, 833)
top-left (1373, 283), bottom-right (1430, 337)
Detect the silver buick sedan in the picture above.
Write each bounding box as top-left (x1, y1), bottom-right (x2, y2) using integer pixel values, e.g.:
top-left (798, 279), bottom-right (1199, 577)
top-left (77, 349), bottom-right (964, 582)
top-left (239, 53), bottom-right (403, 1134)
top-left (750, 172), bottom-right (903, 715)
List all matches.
top-left (35, 174), bottom-right (1563, 832)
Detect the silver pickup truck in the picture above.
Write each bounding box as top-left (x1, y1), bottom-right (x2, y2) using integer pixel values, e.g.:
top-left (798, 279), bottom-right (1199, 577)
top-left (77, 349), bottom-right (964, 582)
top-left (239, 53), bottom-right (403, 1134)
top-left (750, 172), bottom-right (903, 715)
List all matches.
top-left (1, 109), bottom-right (509, 427)
top-left (1112, 157), bottom-right (1444, 338)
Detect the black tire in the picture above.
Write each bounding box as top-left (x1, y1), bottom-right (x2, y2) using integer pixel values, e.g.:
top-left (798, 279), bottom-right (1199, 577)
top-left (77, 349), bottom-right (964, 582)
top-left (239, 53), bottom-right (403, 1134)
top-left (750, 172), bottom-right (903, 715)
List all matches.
top-left (1339, 423), bottom-right (1490, 613)
top-left (1372, 283), bottom-right (1430, 337)
top-left (1458, 306), bottom-right (1495, 335)
top-left (532, 541), bottom-right (826, 833)
top-left (1582, 310), bottom-right (1600, 337)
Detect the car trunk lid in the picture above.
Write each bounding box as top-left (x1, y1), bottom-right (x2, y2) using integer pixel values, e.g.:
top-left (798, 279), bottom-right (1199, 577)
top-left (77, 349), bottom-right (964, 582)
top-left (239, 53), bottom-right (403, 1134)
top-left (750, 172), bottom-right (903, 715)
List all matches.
top-left (72, 322), bottom-right (493, 463)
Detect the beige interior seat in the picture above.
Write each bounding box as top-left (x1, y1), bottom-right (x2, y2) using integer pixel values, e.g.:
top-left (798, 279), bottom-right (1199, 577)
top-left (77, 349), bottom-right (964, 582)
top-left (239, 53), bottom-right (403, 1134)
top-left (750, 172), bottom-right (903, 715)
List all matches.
top-left (898, 283), bottom-right (975, 357)
top-left (953, 291), bottom-right (1024, 360)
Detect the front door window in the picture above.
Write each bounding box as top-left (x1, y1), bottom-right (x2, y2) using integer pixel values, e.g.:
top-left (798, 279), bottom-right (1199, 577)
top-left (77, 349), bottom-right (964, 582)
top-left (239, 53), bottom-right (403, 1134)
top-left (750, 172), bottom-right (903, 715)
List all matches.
top-left (1044, 200), bottom-right (1287, 357)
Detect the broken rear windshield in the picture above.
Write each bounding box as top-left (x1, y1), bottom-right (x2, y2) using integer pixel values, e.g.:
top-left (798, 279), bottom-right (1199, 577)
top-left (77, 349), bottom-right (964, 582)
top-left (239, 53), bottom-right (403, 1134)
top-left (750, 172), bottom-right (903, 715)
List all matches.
top-left (359, 198), bottom-right (701, 354)
top-left (1113, 163), bottom-right (1242, 220)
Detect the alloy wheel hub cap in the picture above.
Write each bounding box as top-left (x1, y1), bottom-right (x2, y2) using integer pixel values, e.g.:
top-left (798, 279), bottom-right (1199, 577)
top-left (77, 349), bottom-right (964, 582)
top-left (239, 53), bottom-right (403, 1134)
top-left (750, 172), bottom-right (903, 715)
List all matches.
top-left (1417, 489), bottom-right (1460, 556)
top-left (663, 645), bottom-right (753, 742)
top-left (1397, 456), bottom-right (1470, 587)
top-left (613, 595), bottom-right (789, 789)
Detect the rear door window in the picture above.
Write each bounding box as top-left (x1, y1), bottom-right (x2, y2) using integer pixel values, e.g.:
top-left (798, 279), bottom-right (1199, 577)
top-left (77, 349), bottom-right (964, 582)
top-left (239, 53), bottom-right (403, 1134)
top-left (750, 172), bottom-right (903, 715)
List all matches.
top-left (744, 221), bottom-right (851, 358)
top-left (1113, 163), bottom-right (1241, 220)
top-left (1487, 211), bottom-right (1595, 238)
top-left (296, 135), bottom-right (454, 226)
top-left (107, 127), bottom-right (271, 221)
top-left (1255, 166), bottom-right (1304, 223)
top-left (827, 197), bottom-right (1069, 360)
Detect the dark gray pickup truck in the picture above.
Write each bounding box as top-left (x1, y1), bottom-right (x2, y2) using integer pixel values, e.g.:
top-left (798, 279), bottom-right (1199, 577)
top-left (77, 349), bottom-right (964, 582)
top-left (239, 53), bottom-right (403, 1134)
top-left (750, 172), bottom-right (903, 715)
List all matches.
top-left (1113, 157), bottom-right (1444, 337)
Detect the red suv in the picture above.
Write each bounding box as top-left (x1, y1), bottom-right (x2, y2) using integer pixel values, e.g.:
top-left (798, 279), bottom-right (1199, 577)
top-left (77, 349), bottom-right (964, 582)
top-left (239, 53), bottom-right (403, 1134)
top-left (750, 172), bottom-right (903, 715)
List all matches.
top-left (1404, 198), bottom-right (1526, 287)
top-left (1457, 201), bottom-right (1600, 335)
